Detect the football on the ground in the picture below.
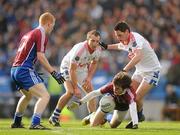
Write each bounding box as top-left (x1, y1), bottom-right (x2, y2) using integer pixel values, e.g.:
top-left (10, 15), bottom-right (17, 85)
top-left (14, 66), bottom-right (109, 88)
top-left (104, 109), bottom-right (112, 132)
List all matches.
top-left (99, 94), bottom-right (115, 113)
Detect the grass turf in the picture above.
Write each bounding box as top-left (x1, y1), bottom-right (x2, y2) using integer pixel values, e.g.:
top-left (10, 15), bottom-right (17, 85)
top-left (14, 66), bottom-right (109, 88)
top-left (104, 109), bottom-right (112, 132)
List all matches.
top-left (0, 118), bottom-right (180, 135)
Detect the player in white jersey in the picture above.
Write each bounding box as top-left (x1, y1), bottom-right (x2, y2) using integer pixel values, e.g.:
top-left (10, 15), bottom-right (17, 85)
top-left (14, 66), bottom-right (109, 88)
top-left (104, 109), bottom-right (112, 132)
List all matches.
top-left (100, 21), bottom-right (161, 128)
top-left (49, 30), bottom-right (102, 126)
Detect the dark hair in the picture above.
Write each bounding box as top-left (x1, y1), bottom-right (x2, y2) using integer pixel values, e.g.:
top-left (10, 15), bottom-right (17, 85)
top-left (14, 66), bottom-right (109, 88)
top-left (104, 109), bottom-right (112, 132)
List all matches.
top-left (113, 71), bottom-right (132, 89)
top-left (114, 21), bottom-right (130, 32)
top-left (87, 29), bottom-right (100, 39)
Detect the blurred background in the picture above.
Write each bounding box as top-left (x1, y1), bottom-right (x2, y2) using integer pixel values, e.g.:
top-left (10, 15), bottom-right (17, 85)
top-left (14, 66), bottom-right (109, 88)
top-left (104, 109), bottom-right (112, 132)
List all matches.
top-left (0, 0), bottom-right (180, 121)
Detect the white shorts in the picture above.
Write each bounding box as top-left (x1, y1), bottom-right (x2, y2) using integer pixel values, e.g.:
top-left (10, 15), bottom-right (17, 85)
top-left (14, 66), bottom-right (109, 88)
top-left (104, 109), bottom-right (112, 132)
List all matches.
top-left (111, 110), bottom-right (127, 122)
top-left (132, 70), bottom-right (161, 86)
top-left (60, 66), bottom-right (88, 85)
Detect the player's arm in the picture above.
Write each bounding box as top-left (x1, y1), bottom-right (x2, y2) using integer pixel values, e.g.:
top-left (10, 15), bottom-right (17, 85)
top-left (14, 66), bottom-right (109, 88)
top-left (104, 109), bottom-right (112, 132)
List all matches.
top-left (67, 89), bottom-right (102, 110)
top-left (123, 48), bottom-right (142, 72)
top-left (88, 60), bottom-right (98, 80)
top-left (99, 42), bottom-right (120, 50)
top-left (129, 101), bottom-right (138, 126)
top-left (67, 83), bottom-right (111, 110)
top-left (69, 62), bottom-right (78, 89)
top-left (82, 60), bottom-right (98, 90)
top-left (69, 62), bottom-right (81, 98)
top-left (37, 52), bottom-right (65, 84)
top-left (37, 52), bottom-right (54, 73)
top-left (107, 43), bottom-right (120, 50)
top-left (80, 89), bottom-right (102, 103)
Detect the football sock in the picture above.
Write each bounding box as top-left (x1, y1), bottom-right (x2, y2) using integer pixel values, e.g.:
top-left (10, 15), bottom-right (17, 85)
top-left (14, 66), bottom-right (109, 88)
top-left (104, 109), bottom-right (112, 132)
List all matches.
top-left (13, 112), bottom-right (23, 124)
top-left (105, 113), bottom-right (113, 123)
top-left (137, 109), bottom-right (143, 119)
top-left (52, 108), bottom-right (61, 120)
top-left (32, 113), bottom-right (41, 125)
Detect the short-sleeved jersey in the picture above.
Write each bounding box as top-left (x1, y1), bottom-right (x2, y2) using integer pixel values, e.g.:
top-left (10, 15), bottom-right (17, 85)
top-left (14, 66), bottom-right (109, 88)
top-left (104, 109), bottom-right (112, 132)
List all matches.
top-left (12, 26), bottom-right (48, 69)
top-left (100, 82), bottom-right (136, 109)
top-left (61, 41), bottom-right (102, 71)
top-left (118, 32), bottom-right (161, 72)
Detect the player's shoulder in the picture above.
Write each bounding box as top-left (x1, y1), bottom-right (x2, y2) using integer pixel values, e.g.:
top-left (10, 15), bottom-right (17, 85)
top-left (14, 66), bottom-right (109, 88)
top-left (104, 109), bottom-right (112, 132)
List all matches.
top-left (100, 82), bottom-right (113, 93)
top-left (71, 41), bottom-right (87, 56)
top-left (131, 32), bottom-right (143, 39)
top-left (73, 41), bottom-right (85, 48)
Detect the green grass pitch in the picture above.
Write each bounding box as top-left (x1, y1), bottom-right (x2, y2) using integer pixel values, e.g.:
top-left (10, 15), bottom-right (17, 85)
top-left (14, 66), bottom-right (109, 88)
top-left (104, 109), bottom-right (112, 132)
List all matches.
top-left (0, 118), bottom-right (180, 135)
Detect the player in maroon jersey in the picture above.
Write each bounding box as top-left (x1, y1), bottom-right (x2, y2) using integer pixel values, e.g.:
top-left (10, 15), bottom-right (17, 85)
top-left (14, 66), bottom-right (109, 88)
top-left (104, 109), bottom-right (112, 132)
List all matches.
top-left (68, 71), bottom-right (138, 129)
top-left (11, 12), bottom-right (65, 130)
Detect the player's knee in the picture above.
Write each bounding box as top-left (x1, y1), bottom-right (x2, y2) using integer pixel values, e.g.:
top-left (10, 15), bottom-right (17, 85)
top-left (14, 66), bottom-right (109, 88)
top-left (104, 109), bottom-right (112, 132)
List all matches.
top-left (110, 123), bottom-right (119, 128)
top-left (135, 96), bottom-right (144, 105)
top-left (90, 122), bottom-right (98, 127)
top-left (65, 92), bottom-right (73, 98)
top-left (135, 94), bottom-right (142, 102)
top-left (24, 94), bottom-right (32, 101)
top-left (42, 92), bottom-right (50, 102)
top-left (110, 121), bottom-right (121, 128)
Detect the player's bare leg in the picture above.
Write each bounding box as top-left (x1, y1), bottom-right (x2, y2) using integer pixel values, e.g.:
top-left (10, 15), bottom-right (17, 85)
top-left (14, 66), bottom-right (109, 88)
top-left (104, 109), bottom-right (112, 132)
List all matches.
top-left (49, 81), bottom-right (74, 126)
top-left (28, 83), bottom-right (50, 129)
top-left (136, 80), bottom-right (153, 113)
top-left (11, 89), bottom-right (32, 128)
top-left (83, 84), bottom-right (96, 113)
top-left (82, 84), bottom-right (97, 125)
top-left (126, 79), bottom-right (142, 129)
top-left (131, 79), bottom-right (145, 120)
top-left (110, 110), bottom-right (126, 128)
top-left (90, 108), bottom-right (106, 127)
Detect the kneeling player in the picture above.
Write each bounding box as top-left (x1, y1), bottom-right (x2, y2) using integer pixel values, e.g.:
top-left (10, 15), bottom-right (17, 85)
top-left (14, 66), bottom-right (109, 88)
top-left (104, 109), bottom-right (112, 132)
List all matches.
top-left (68, 71), bottom-right (138, 129)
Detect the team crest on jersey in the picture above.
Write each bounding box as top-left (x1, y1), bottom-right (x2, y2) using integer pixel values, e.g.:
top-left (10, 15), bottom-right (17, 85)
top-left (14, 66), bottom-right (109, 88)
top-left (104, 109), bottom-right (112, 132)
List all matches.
top-left (132, 41), bottom-right (137, 47)
top-left (128, 48), bottom-right (132, 52)
top-left (75, 56), bottom-right (80, 61)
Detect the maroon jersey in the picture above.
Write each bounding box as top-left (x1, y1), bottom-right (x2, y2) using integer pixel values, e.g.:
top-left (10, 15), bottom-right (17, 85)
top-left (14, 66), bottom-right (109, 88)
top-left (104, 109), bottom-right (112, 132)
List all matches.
top-left (12, 26), bottom-right (48, 69)
top-left (100, 82), bottom-right (136, 111)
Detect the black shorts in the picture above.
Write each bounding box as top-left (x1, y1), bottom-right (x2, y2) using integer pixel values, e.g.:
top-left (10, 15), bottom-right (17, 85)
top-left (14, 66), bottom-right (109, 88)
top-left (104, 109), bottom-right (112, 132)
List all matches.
top-left (114, 102), bottom-right (129, 111)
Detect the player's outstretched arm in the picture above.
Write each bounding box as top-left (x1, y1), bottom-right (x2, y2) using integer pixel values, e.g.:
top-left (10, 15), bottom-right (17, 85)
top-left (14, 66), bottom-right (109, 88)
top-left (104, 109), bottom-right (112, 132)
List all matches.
top-left (67, 89), bottom-right (102, 111)
top-left (67, 101), bottom-right (82, 111)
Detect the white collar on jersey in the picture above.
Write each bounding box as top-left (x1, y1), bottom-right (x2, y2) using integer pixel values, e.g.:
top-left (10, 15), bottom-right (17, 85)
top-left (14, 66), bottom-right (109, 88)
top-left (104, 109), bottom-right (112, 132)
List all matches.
top-left (37, 25), bottom-right (45, 33)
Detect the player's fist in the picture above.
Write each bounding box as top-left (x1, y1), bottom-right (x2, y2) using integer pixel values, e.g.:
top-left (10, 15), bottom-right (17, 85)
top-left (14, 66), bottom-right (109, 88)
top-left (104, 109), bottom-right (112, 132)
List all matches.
top-left (99, 42), bottom-right (108, 50)
top-left (67, 101), bottom-right (82, 111)
top-left (51, 71), bottom-right (65, 84)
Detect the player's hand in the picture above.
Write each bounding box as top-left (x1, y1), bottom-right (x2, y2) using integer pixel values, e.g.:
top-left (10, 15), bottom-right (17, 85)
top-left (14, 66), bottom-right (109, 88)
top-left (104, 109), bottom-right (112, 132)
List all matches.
top-left (122, 69), bottom-right (127, 72)
top-left (99, 42), bottom-right (108, 50)
top-left (74, 88), bottom-right (81, 99)
top-left (51, 71), bottom-right (65, 84)
top-left (67, 101), bottom-right (82, 111)
top-left (82, 78), bottom-right (91, 90)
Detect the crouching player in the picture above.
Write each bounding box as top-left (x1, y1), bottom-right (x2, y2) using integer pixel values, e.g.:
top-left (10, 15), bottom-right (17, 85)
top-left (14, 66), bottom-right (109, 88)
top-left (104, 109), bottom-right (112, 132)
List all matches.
top-left (68, 71), bottom-right (138, 129)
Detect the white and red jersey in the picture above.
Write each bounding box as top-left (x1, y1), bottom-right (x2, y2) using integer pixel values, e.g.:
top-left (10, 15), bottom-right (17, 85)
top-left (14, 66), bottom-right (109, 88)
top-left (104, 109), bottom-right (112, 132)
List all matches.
top-left (12, 26), bottom-right (48, 69)
top-left (117, 32), bottom-right (161, 72)
top-left (61, 41), bottom-right (102, 72)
